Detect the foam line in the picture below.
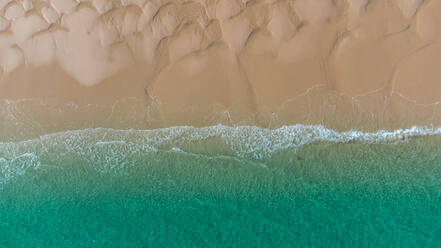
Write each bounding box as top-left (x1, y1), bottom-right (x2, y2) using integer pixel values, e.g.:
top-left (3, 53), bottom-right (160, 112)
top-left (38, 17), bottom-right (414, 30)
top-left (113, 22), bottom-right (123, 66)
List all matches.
top-left (1, 124), bottom-right (441, 186)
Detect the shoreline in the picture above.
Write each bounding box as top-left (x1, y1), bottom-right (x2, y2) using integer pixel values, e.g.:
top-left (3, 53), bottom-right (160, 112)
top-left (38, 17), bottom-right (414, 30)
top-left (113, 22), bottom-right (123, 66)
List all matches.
top-left (3, 122), bottom-right (441, 153)
top-left (2, 86), bottom-right (441, 142)
top-left (3, 122), bottom-right (441, 189)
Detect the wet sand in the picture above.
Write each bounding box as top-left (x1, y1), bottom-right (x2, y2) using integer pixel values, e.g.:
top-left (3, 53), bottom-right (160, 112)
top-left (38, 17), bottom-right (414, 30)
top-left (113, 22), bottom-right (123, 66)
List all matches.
top-left (1, 0), bottom-right (441, 133)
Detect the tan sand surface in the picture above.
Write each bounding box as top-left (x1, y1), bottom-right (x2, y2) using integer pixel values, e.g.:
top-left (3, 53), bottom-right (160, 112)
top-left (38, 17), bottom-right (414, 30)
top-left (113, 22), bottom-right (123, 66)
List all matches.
top-left (1, 0), bottom-right (441, 134)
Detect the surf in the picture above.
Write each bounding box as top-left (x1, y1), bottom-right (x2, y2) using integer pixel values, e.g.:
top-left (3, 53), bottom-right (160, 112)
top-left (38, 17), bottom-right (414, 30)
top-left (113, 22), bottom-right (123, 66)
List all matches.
top-left (1, 124), bottom-right (441, 187)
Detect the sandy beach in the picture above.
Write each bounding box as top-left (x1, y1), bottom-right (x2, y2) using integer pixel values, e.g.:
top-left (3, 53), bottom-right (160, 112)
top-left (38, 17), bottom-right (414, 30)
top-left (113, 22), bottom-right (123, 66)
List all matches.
top-left (1, 0), bottom-right (441, 133)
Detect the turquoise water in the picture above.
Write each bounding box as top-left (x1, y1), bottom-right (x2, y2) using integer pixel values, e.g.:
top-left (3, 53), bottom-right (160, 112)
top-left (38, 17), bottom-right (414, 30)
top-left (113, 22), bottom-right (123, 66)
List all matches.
top-left (1, 126), bottom-right (441, 247)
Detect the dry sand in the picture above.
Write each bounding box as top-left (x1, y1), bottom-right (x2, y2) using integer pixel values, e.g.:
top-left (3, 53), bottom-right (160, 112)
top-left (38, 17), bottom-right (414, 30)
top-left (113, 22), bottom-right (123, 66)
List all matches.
top-left (1, 0), bottom-right (441, 132)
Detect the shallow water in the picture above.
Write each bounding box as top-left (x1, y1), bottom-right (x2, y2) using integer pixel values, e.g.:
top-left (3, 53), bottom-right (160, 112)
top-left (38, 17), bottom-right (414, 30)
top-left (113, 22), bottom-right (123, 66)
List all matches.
top-left (1, 126), bottom-right (441, 247)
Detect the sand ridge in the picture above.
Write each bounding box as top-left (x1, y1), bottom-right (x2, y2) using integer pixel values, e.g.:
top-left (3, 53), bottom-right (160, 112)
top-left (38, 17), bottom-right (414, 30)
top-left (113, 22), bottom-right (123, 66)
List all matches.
top-left (0, 0), bottom-right (440, 130)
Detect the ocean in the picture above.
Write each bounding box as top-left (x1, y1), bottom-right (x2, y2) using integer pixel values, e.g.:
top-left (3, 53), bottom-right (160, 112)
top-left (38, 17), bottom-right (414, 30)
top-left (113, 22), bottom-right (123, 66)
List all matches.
top-left (1, 125), bottom-right (441, 247)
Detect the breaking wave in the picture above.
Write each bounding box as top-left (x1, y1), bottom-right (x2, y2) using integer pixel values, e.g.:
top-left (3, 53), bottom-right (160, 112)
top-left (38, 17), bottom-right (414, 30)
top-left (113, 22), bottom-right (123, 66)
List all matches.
top-left (1, 124), bottom-right (441, 187)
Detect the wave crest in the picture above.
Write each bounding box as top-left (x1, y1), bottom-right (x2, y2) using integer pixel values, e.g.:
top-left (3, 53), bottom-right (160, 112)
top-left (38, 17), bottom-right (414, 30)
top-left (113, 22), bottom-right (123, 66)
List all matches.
top-left (0, 124), bottom-right (440, 186)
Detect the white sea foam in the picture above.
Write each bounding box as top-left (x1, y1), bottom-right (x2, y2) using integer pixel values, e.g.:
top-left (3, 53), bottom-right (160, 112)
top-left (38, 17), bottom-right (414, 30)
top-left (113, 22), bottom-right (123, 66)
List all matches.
top-left (0, 124), bottom-right (440, 187)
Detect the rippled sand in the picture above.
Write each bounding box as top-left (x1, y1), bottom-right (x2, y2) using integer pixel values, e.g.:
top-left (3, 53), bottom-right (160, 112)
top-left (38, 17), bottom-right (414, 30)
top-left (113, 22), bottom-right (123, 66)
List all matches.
top-left (1, 0), bottom-right (441, 128)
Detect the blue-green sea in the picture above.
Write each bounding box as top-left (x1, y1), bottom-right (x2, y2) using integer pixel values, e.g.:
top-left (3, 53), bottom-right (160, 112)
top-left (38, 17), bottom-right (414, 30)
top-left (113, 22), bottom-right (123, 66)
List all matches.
top-left (1, 125), bottom-right (441, 247)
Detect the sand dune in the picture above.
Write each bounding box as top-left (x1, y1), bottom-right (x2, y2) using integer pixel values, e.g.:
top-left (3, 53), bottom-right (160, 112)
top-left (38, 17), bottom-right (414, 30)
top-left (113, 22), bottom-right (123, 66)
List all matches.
top-left (0, 0), bottom-right (441, 131)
